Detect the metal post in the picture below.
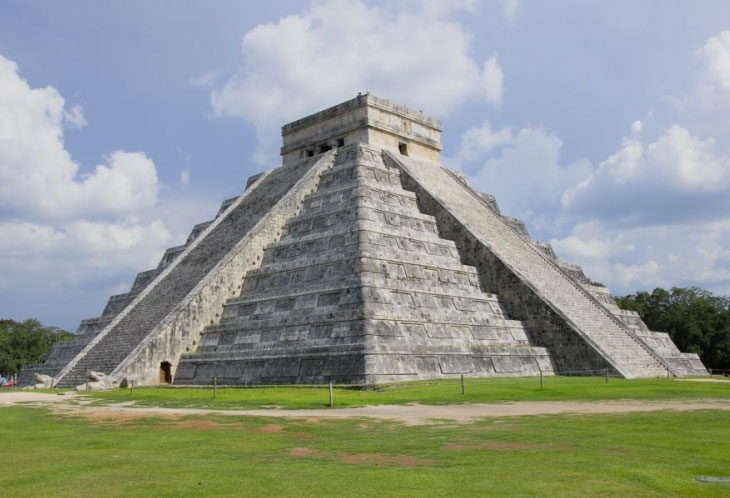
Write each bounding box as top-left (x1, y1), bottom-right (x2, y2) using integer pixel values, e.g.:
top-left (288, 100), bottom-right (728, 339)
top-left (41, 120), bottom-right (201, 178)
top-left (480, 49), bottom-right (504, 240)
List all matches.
top-left (329, 381), bottom-right (334, 408)
top-left (213, 376), bottom-right (217, 399)
top-left (461, 374), bottom-right (465, 395)
top-left (130, 380), bottom-right (134, 395)
top-left (540, 371), bottom-right (544, 390)
top-left (605, 368), bottom-right (609, 384)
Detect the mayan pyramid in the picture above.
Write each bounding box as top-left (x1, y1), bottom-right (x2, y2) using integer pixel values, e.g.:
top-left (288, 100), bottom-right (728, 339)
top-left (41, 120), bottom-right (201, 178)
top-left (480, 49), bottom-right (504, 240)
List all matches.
top-left (20, 94), bottom-right (707, 387)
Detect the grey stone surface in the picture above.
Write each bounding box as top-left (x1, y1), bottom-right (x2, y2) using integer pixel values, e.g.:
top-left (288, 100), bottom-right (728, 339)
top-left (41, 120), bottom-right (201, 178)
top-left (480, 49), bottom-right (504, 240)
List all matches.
top-left (21, 93), bottom-right (707, 387)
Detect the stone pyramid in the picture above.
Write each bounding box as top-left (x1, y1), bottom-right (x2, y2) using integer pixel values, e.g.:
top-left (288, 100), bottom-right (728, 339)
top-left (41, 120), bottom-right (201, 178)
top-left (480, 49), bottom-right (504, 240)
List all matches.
top-left (20, 94), bottom-right (706, 388)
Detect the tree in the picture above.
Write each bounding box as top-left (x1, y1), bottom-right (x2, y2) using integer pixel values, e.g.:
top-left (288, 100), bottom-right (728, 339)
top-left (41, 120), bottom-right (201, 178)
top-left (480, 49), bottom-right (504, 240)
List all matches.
top-left (616, 287), bottom-right (730, 371)
top-left (0, 319), bottom-right (73, 377)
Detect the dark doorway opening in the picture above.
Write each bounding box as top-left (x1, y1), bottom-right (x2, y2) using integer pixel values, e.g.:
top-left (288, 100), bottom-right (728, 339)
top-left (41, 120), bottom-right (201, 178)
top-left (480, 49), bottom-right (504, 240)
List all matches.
top-left (159, 361), bottom-right (172, 384)
top-left (398, 142), bottom-right (409, 156)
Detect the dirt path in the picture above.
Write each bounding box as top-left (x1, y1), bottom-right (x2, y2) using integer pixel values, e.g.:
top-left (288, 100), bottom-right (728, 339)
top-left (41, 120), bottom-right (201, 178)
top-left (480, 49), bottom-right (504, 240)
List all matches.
top-left (3, 392), bottom-right (730, 425)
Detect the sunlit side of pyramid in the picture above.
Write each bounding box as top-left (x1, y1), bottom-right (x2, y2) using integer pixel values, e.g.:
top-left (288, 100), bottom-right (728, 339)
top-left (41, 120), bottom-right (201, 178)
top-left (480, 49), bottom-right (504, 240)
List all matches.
top-left (20, 94), bottom-right (707, 387)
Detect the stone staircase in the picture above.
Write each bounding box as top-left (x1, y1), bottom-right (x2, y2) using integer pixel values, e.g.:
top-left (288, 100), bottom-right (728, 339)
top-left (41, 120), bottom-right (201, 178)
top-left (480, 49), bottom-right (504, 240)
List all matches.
top-left (53, 155), bottom-right (328, 387)
top-left (386, 151), bottom-right (669, 378)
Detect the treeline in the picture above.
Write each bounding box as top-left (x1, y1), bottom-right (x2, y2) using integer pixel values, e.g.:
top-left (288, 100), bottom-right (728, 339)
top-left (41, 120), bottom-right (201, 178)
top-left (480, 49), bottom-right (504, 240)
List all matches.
top-left (0, 319), bottom-right (73, 377)
top-left (616, 287), bottom-right (730, 371)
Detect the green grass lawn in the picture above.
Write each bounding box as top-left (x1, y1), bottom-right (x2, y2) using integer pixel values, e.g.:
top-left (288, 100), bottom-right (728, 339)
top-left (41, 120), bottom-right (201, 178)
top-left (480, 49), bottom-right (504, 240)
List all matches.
top-left (1, 405), bottom-right (729, 497)
top-left (84, 376), bottom-right (730, 410)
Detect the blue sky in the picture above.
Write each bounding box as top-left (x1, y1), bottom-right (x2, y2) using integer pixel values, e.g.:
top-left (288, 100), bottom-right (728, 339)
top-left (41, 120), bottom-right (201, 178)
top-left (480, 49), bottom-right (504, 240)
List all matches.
top-left (2, 0), bottom-right (730, 330)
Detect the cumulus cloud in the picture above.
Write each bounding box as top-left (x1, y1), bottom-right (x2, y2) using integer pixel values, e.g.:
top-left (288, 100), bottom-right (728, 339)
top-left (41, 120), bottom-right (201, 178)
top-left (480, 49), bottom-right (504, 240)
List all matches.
top-left (453, 28), bottom-right (730, 297)
top-left (695, 30), bottom-right (730, 100)
top-left (0, 54), bottom-right (175, 319)
top-left (0, 55), bottom-right (159, 220)
top-left (211, 0), bottom-right (504, 162)
top-left (562, 125), bottom-right (730, 225)
top-left (543, 29), bottom-right (730, 294)
top-left (458, 121), bottom-right (512, 161)
top-left (459, 122), bottom-right (591, 226)
top-left (550, 219), bottom-right (730, 294)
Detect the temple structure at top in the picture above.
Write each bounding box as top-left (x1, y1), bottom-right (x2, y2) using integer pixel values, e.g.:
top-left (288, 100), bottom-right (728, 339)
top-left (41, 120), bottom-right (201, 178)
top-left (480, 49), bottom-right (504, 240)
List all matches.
top-left (19, 94), bottom-right (707, 388)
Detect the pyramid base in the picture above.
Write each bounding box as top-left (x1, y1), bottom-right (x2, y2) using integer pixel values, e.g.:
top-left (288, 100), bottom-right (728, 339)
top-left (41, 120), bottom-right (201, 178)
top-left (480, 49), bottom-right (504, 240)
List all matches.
top-left (174, 348), bottom-right (554, 386)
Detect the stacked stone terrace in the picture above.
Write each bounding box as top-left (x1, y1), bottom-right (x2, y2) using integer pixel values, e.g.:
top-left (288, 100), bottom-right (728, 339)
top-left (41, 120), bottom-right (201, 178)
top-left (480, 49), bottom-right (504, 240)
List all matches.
top-left (175, 144), bottom-right (553, 384)
top-left (20, 94), bottom-right (706, 387)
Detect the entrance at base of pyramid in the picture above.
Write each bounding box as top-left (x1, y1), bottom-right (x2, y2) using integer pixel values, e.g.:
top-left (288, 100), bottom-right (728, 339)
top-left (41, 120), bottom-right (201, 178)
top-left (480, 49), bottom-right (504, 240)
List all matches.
top-left (159, 361), bottom-right (172, 384)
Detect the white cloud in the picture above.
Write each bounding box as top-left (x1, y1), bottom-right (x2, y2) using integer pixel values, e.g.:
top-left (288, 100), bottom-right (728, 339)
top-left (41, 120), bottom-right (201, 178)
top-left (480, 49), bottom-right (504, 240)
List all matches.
top-left (458, 121), bottom-right (512, 161)
top-left (461, 123), bottom-right (591, 225)
top-left (562, 125), bottom-right (730, 224)
top-left (550, 219), bottom-right (730, 295)
top-left (696, 30), bottom-right (730, 96)
top-left (631, 120), bottom-right (642, 136)
top-left (179, 169), bottom-right (190, 187)
top-left (0, 55), bottom-right (159, 220)
top-left (189, 71), bottom-right (218, 87)
top-left (454, 28), bottom-right (730, 297)
top-left (63, 104), bottom-right (88, 129)
top-left (0, 219), bottom-right (171, 281)
top-left (480, 55), bottom-right (504, 106)
top-left (503, 0), bottom-right (518, 24)
top-left (0, 54), bottom-right (178, 313)
top-left (211, 0), bottom-right (504, 163)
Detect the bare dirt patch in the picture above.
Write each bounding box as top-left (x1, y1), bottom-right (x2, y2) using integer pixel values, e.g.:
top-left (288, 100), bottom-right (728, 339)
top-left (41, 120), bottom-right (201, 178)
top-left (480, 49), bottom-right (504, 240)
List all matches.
top-left (158, 419), bottom-right (232, 430)
top-left (290, 447), bottom-right (321, 457)
top-left (4, 392), bottom-right (730, 426)
top-left (256, 424), bottom-right (284, 433)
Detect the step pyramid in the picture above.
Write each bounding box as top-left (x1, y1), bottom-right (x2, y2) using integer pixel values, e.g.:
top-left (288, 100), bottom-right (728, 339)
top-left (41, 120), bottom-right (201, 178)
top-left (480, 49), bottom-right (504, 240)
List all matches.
top-left (174, 144), bottom-right (553, 384)
top-left (20, 94), bottom-right (706, 387)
